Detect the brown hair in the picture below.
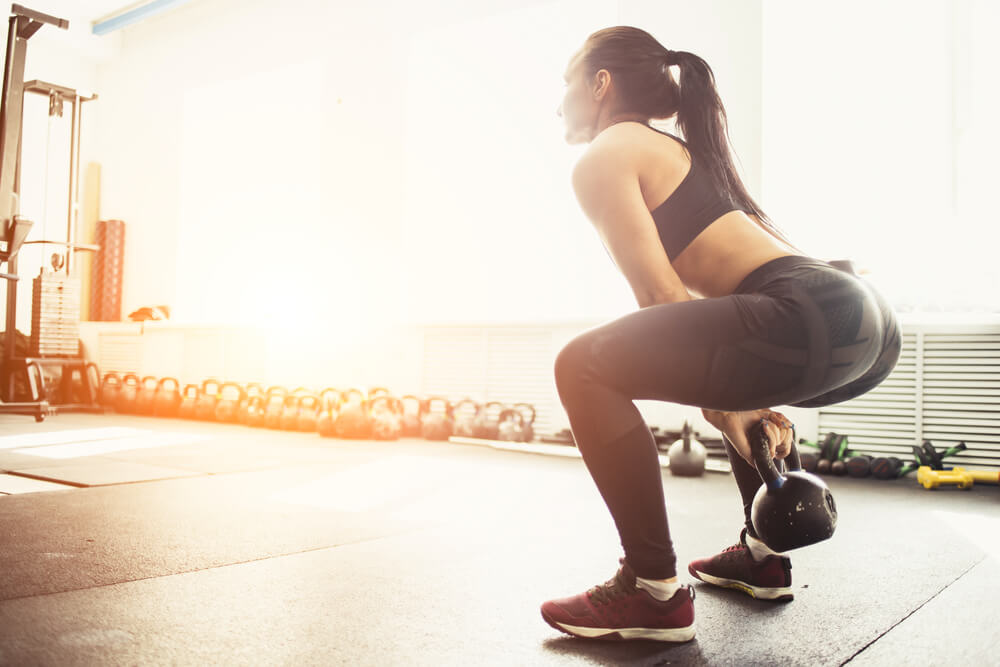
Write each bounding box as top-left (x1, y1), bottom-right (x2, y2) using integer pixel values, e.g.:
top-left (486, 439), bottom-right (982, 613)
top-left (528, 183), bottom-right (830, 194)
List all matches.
top-left (580, 26), bottom-right (801, 252)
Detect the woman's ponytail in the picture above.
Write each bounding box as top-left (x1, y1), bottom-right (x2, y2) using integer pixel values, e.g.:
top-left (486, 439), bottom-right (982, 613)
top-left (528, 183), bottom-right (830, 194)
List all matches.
top-left (672, 50), bottom-right (804, 253)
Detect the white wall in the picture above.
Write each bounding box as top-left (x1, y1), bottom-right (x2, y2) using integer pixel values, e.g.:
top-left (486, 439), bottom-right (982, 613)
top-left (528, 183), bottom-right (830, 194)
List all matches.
top-left (87, 0), bottom-right (773, 333)
top-left (760, 0), bottom-right (999, 313)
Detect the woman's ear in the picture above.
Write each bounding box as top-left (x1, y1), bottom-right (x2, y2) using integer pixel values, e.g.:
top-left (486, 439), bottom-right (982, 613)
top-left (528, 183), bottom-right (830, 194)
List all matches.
top-left (591, 69), bottom-right (612, 100)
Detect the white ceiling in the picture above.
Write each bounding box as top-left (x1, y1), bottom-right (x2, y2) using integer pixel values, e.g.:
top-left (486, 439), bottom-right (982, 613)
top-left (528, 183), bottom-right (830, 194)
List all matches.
top-left (16, 1), bottom-right (138, 24)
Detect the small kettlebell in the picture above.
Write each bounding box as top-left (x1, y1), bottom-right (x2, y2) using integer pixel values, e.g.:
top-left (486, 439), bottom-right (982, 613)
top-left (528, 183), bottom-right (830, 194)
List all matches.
top-left (750, 420), bottom-right (837, 552)
top-left (335, 389), bottom-right (372, 439)
top-left (317, 388), bottom-right (341, 438)
top-left (263, 386), bottom-right (288, 429)
top-left (497, 408), bottom-right (526, 442)
top-left (399, 395), bottom-right (423, 437)
top-left (195, 379), bottom-right (221, 421)
top-left (215, 382), bottom-right (245, 423)
top-left (667, 421), bottom-right (707, 477)
top-left (99, 373), bottom-right (121, 410)
top-left (472, 401), bottom-right (505, 440)
top-left (512, 403), bottom-right (537, 442)
top-left (134, 376), bottom-right (159, 415)
top-left (237, 383), bottom-right (264, 425)
top-left (297, 394), bottom-right (321, 432)
top-left (370, 395), bottom-right (402, 440)
top-left (245, 395), bottom-right (266, 428)
top-left (420, 397), bottom-right (454, 441)
top-left (153, 377), bottom-right (182, 418)
top-left (115, 373), bottom-right (141, 414)
top-left (178, 384), bottom-right (200, 419)
top-left (451, 398), bottom-right (481, 438)
top-left (280, 390), bottom-right (305, 431)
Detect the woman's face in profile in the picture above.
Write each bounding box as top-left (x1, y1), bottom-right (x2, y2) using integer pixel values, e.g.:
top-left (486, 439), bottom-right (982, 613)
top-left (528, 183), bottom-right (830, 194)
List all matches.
top-left (558, 53), bottom-right (597, 145)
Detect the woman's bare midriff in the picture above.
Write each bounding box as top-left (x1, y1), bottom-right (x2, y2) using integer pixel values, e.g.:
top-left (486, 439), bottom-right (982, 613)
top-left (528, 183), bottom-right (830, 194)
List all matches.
top-left (672, 211), bottom-right (800, 299)
top-left (632, 123), bottom-right (802, 299)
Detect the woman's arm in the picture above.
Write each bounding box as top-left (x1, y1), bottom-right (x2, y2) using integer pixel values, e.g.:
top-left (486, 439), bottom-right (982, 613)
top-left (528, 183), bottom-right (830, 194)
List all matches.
top-left (571, 140), bottom-right (694, 307)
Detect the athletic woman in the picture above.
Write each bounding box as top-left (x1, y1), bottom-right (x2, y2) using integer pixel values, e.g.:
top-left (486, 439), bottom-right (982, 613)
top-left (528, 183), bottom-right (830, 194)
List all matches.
top-left (540, 26), bottom-right (901, 642)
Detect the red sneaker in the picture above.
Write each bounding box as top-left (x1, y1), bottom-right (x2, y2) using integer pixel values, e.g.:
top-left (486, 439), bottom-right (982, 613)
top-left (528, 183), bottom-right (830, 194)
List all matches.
top-left (540, 558), bottom-right (696, 642)
top-left (687, 529), bottom-right (793, 601)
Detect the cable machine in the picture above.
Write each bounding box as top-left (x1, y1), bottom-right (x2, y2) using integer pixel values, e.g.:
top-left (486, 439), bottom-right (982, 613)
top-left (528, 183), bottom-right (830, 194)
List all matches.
top-left (0, 4), bottom-right (100, 419)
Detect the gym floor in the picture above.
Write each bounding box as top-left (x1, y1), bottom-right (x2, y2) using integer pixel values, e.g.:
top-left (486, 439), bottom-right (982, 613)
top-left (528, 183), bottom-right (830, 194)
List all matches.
top-left (0, 414), bottom-right (997, 666)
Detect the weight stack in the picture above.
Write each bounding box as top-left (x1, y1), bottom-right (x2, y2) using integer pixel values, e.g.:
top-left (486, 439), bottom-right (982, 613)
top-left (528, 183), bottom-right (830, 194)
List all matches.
top-left (31, 270), bottom-right (82, 357)
top-left (91, 219), bottom-right (126, 321)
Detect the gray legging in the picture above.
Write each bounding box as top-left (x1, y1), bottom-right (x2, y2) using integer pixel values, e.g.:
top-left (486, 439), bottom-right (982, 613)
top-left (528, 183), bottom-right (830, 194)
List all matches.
top-left (554, 255), bottom-right (901, 579)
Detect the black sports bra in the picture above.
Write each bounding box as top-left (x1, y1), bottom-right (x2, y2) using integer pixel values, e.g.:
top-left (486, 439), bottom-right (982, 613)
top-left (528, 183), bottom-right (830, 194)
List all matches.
top-left (641, 125), bottom-right (745, 261)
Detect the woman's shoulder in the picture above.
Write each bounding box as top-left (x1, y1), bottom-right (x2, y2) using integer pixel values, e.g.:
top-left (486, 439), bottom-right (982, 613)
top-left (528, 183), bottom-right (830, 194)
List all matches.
top-left (593, 120), bottom-right (654, 146)
top-left (580, 121), bottom-right (689, 184)
top-left (580, 122), bottom-right (655, 167)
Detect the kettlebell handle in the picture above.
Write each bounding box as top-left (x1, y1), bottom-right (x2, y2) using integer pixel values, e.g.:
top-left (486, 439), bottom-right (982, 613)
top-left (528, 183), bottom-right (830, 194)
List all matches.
top-left (751, 419), bottom-right (801, 490)
top-left (512, 402), bottom-right (536, 424)
top-left (453, 397), bottom-right (480, 413)
top-left (425, 396), bottom-right (452, 416)
top-left (498, 408), bottom-right (524, 427)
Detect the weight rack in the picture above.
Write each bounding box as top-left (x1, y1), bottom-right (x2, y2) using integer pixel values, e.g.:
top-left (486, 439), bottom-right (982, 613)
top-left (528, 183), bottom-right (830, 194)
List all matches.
top-left (0, 4), bottom-right (100, 419)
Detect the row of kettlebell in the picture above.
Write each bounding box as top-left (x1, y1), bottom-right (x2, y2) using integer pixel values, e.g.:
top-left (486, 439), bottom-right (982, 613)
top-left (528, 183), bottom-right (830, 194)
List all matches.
top-left (97, 373), bottom-right (537, 443)
top-left (426, 398), bottom-right (537, 443)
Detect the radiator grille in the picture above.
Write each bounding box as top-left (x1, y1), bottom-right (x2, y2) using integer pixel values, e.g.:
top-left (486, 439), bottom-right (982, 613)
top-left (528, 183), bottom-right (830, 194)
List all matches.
top-left (97, 331), bottom-right (142, 376)
top-left (819, 325), bottom-right (1000, 468)
top-left (422, 326), bottom-right (559, 436)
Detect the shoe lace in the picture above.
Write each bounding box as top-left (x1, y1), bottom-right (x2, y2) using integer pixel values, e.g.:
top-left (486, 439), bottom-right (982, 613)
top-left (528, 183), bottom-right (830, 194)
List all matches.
top-left (587, 564), bottom-right (634, 606)
top-left (722, 543), bottom-right (746, 554)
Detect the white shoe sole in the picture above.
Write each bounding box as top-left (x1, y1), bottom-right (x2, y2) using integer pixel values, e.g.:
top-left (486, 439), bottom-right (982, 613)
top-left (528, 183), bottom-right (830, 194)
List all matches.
top-left (553, 620), bottom-right (696, 642)
top-left (693, 570), bottom-right (793, 600)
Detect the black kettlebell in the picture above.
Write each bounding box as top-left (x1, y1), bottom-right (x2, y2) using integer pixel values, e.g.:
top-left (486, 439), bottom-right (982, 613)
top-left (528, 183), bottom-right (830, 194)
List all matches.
top-left (750, 420), bottom-right (837, 552)
top-left (497, 408), bottom-right (525, 442)
top-left (297, 394), bottom-right (321, 432)
top-left (420, 397), bottom-right (454, 441)
top-left (280, 389), bottom-right (307, 431)
top-left (245, 395), bottom-right (266, 428)
top-left (237, 383), bottom-right (264, 425)
top-left (335, 388), bottom-right (372, 439)
top-left (451, 398), bottom-right (481, 438)
top-left (370, 395), bottom-right (402, 440)
top-left (472, 401), bottom-right (505, 440)
top-left (513, 403), bottom-right (537, 442)
top-left (178, 384), bottom-right (200, 419)
top-left (215, 382), bottom-right (245, 423)
top-left (399, 395), bottom-right (423, 437)
top-left (316, 388), bottom-right (341, 438)
top-left (195, 379), bottom-right (221, 421)
top-left (115, 373), bottom-right (141, 414)
top-left (668, 420), bottom-right (707, 477)
top-left (133, 376), bottom-right (158, 415)
top-left (153, 377), bottom-right (182, 418)
top-left (99, 373), bottom-right (121, 410)
top-left (263, 386), bottom-right (288, 429)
